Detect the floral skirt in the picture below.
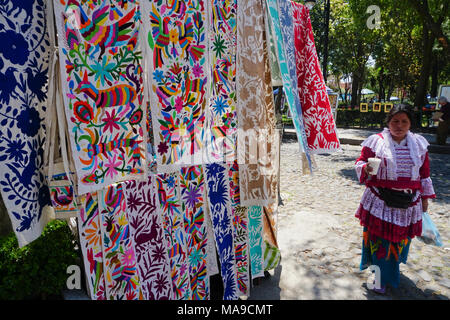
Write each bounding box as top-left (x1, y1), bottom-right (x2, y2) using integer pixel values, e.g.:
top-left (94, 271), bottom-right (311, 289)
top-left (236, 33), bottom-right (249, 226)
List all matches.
top-left (360, 227), bottom-right (411, 288)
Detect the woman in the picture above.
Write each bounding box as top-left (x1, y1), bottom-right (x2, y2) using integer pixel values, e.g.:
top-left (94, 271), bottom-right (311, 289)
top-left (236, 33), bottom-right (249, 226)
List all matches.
top-left (436, 96), bottom-right (450, 145)
top-left (355, 104), bottom-right (436, 294)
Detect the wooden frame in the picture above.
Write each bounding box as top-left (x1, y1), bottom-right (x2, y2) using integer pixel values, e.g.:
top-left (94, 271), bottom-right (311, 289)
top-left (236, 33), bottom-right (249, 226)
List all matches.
top-left (373, 103), bottom-right (382, 112)
top-left (384, 103), bottom-right (393, 113)
top-left (360, 103), bottom-right (368, 112)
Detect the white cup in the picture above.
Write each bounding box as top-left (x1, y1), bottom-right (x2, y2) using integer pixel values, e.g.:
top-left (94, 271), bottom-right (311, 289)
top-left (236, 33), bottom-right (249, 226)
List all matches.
top-left (368, 157), bottom-right (381, 175)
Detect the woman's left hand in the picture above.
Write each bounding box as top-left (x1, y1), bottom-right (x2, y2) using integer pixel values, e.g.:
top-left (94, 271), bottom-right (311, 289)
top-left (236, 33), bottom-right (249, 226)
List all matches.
top-left (422, 198), bottom-right (429, 212)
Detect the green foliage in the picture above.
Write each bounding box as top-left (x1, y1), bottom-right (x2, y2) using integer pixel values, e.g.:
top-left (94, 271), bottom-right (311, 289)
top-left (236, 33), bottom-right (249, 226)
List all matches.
top-left (0, 220), bottom-right (79, 300)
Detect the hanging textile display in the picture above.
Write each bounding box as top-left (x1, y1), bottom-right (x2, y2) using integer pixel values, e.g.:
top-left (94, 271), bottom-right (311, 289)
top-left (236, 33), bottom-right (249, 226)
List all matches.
top-left (156, 172), bottom-right (191, 300)
top-left (292, 2), bottom-right (340, 153)
top-left (205, 162), bottom-right (238, 300)
top-left (99, 183), bottom-right (142, 300)
top-left (142, 0), bottom-right (209, 172)
top-left (179, 165), bottom-right (210, 300)
top-left (124, 175), bottom-right (173, 300)
top-left (77, 192), bottom-right (106, 300)
top-left (248, 205), bottom-right (264, 279)
top-left (206, 0), bottom-right (237, 163)
top-left (53, 0), bottom-right (147, 195)
top-left (0, 0), bottom-right (53, 247)
top-left (228, 160), bottom-right (250, 297)
top-left (236, 0), bottom-right (279, 207)
top-left (265, 0), bottom-right (312, 171)
top-left (262, 204), bottom-right (281, 271)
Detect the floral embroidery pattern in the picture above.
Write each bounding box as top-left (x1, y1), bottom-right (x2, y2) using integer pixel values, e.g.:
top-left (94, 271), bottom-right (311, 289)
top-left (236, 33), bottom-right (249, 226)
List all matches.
top-left (205, 162), bottom-right (238, 300)
top-left (54, 0), bottom-right (147, 195)
top-left (156, 172), bottom-right (191, 299)
top-left (248, 205), bottom-right (264, 279)
top-left (206, 0), bottom-right (237, 162)
top-left (77, 192), bottom-right (106, 300)
top-left (0, 0), bottom-right (52, 247)
top-left (143, 0), bottom-right (209, 171)
top-left (124, 175), bottom-right (173, 300)
top-left (180, 165), bottom-right (209, 300)
top-left (99, 183), bottom-right (142, 300)
top-left (292, 2), bottom-right (339, 153)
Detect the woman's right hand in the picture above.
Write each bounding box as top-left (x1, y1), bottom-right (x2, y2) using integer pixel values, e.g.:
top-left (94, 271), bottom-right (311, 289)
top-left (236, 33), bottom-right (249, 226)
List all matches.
top-left (365, 163), bottom-right (374, 175)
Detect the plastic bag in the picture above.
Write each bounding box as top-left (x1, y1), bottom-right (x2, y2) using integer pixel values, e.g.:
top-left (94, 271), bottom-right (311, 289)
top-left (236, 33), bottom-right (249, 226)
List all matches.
top-left (417, 212), bottom-right (443, 247)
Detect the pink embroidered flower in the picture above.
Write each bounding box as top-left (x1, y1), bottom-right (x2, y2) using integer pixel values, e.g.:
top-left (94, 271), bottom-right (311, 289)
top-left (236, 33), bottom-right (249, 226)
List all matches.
top-left (122, 248), bottom-right (136, 266)
top-left (175, 96), bottom-right (184, 113)
top-left (192, 63), bottom-right (203, 78)
top-left (102, 109), bottom-right (120, 134)
top-left (105, 154), bottom-right (121, 179)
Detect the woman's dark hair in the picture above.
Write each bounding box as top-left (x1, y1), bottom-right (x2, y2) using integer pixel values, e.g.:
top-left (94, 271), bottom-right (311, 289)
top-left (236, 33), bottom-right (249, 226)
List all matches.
top-left (385, 104), bottom-right (413, 125)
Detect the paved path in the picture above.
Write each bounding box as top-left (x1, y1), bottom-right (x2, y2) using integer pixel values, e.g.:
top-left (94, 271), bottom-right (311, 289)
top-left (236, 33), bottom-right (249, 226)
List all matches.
top-left (249, 140), bottom-right (450, 300)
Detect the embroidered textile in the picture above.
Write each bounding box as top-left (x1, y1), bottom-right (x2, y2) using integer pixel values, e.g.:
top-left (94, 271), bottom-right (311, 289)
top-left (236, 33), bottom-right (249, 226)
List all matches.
top-left (228, 160), bottom-right (250, 297)
top-left (0, 0), bottom-right (53, 247)
top-left (156, 172), bottom-right (191, 299)
top-left (248, 205), bottom-right (264, 279)
top-left (266, 0), bottom-right (312, 170)
top-left (124, 175), bottom-right (173, 300)
top-left (179, 165), bottom-right (210, 300)
top-left (262, 204), bottom-right (280, 270)
top-left (206, 0), bottom-right (237, 163)
top-left (143, 0), bottom-right (209, 171)
top-left (292, 2), bottom-right (340, 154)
top-left (77, 192), bottom-right (106, 300)
top-left (205, 162), bottom-right (238, 300)
top-left (236, 0), bottom-right (278, 206)
top-left (54, 0), bottom-right (147, 195)
top-left (99, 183), bottom-right (142, 300)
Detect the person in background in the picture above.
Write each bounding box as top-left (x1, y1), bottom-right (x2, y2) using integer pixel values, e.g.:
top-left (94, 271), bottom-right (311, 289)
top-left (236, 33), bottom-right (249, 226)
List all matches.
top-left (354, 104), bottom-right (436, 294)
top-left (436, 96), bottom-right (450, 145)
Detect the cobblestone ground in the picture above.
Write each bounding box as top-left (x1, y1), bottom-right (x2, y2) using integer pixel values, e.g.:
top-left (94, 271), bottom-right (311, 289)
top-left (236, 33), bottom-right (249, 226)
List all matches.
top-left (249, 140), bottom-right (450, 300)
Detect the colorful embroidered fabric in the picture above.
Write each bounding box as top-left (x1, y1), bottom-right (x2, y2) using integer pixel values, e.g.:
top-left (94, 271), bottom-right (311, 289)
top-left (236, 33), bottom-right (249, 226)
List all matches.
top-left (156, 172), bottom-right (191, 299)
top-left (77, 192), bottom-right (106, 300)
top-left (206, 0), bottom-right (237, 162)
top-left (142, 0), bottom-right (209, 171)
top-left (236, 0), bottom-right (279, 207)
top-left (99, 183), bottom-right (142, 300)
top-left (360, 227), bottom-right (411, 288)
top-left (180, 165), bottom-right (210, 299)
top-left (292, 2), bottom-right (340, 153)
top-left (0, 0), bottom-right (53, 247)
top-left (205, 162), bottom-right (238, 300)
top-left (228, 160), bottom-right (250, 297)
top-left (124, 175), bottom-right (173, 300)
top-left (54, 0), bottom-right (147, 195)
top-left (266, 0), bottom-right (312, 171)
top-left (262, 204), bottom-right (281, 271)
top-left (248, 205), bottom-right (264, 279)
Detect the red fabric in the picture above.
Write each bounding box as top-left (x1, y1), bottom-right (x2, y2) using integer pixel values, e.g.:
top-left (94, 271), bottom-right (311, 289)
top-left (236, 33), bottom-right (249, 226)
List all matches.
top-left (292, 3), bottom-right (340, 153)
top-left (355, 205), bottom-right (422, 243)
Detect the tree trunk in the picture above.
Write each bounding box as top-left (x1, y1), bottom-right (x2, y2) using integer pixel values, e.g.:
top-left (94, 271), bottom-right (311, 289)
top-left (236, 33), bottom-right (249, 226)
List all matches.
top-left (430, 52), bottom-right (438, 98)
top-left (414, 26), bottom-right (433, 108)
top-left (0, 194), bottom-right (13, 237)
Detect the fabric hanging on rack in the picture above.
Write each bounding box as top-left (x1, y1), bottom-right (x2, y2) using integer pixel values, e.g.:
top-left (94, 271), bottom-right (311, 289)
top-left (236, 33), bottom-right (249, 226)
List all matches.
top-left (156, 172), bottom-right (191, 300)
top-left (53, 0), bottom-right (147, 195)
top-left (248, 205), bottom-right (264, 279)
top-left (99, 183), bottom-right (142, 300)
top-left (292, 2), bottom-right (340, 154)
top-left (262, 204), bottom-right (281, 271)
top-left (227, 160), bottom-right (250, 297)
top-left (77, 192), bottom-right (106, 300)
top-left (205, 0), bottom-right (237, 163)
top-left (0, 0), bottom-right (53, 247)
top-left (236, 0), bottom-right (278, 207)
top-left (265, 0), bottom-right (312, 171)
top-left (205, 162), bottom-right (238, 300)
top-left (142, 0), bottom-right (209, 172)
top-left (179, 165), bottom-right (210, 300)
top-left (124, 175), bottom-right (173, 300)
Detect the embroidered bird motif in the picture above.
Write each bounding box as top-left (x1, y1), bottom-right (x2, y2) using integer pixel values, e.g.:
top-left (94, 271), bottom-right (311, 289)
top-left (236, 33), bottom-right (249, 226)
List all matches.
top-left (0, 67), bottom-right (19, 105)
top-left (66, 0), bottom-right (136, 58)
top-left (148, 4), bottom-right (171, 68)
